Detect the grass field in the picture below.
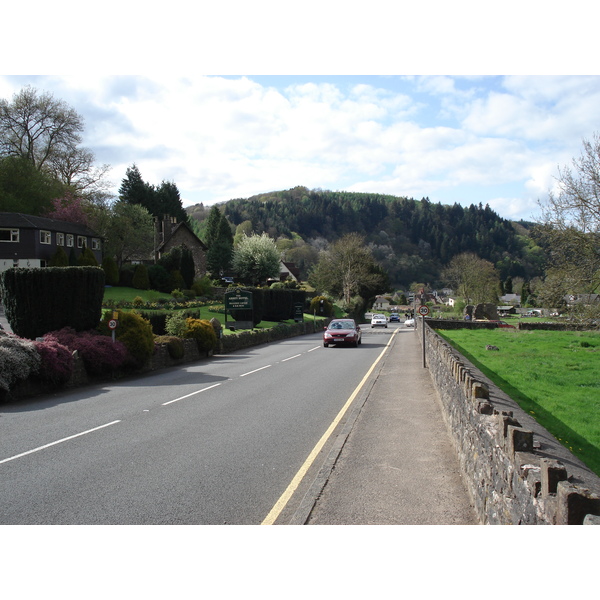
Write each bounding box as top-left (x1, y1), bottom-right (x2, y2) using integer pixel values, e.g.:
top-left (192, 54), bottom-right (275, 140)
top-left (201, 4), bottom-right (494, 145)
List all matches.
top-left (436, 328), bottom-right (600, 476)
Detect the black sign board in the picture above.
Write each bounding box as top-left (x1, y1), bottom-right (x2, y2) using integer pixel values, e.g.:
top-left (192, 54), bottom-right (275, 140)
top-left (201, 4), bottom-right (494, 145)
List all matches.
top-left (224, 290), bottom-right (253, 310)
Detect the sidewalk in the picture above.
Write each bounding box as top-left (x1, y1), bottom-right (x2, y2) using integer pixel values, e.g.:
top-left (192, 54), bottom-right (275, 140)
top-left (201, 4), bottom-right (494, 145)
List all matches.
top-left (295, 326), bottom-right (478, 525)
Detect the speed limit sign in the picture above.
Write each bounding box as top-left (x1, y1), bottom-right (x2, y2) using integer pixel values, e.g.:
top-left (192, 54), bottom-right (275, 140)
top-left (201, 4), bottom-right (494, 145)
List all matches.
top-left (108, 319), bottom-right (118, 330)
top-left (418, 306), bottom-right (429, 316)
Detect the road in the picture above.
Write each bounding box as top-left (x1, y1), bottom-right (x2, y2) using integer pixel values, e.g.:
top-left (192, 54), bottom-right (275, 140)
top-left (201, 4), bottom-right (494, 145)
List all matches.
top-left (0, 323), bottom-right (401, 524)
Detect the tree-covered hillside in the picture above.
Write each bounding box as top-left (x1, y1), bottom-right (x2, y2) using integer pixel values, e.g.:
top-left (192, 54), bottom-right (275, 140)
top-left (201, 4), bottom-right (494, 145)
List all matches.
top-left (187, 186), bottom-right (545, 289)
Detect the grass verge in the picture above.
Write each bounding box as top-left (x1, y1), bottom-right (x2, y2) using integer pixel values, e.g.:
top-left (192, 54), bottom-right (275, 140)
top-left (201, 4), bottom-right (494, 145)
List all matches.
top-left (436, 328), bottom-right (600, 477)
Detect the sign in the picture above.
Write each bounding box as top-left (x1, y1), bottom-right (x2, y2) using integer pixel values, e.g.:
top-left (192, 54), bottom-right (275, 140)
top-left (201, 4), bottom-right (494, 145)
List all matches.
top-left (294, 302), bottom-right (304, 322)
top-left (108, 319), bottom-right (118, 330)
top-left (418, 306), bottom-right (430, 316)
top-left (224, 290), bottom-right (253, 310)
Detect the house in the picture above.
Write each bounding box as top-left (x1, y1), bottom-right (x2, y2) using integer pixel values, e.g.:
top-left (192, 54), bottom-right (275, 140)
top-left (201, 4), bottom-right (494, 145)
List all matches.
top-left (0, 212), bottom-right (103, 273)
top-left (373, 295), bottom-right (392, 311)
top-left (154, 215), bottom-right (207, 279)
top-left (279, 261), bottom-right (300, 282)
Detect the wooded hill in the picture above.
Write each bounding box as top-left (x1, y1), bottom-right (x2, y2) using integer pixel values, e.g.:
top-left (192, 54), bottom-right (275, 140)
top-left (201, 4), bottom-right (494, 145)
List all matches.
top-left (187, 186), bottom-right (546, 289)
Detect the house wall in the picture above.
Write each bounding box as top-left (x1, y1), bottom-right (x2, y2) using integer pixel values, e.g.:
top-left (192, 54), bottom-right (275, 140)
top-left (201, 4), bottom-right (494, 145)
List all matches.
top-left (161, 227), bottom-right (207, 279)
top-left (0, 227), bottom-right (102, 272)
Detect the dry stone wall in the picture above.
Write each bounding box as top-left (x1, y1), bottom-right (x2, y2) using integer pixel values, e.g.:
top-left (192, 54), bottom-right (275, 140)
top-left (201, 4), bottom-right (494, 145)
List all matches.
top-left (419, 319), bottom-right (600, 525)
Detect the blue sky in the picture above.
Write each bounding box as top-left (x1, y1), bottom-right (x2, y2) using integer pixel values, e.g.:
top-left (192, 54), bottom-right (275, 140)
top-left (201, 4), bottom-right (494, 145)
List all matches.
top-left (2, 3), bottom-right (599, 224)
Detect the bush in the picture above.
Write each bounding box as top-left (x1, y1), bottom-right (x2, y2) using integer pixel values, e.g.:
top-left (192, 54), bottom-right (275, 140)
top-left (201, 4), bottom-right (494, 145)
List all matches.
top-left (102, 256), bottom-right (119, 286)
top-left (132, 264), bottom-right (150, 290)
top-left (154, 335), bottom-right (185, 360)
top-left (192, 275), bottom-right (213, 297)
top-left (0, 266), bottom-right (105, 339)
top-left (45, 327), bottom-right (129, 376)
top-left (184, 318), bottom-right (218, 353)
top-left (98, 310), bottom-right (155, 368)
top-left (148, 264), bottom-right (171, 293)
top-left (309, 295), bottom-right (333, 317)
top-left (165, 312), bottom-right (187, 337)
top-left (0, 334), bottom-right (41, 395)
top-left (33, 338), bottom-right (74, 385)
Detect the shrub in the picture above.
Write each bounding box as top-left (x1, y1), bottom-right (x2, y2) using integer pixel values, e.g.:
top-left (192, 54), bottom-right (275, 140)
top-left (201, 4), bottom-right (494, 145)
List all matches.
top-left (165, 312), bottom-right (188, 337)
top-left (46, 327), bottom-right (129, 376)
top-left (132, 264), bottom-right (150, 290)
top-left (33, 338), bottom-right (74, 385)
top-left (98, 310), bottom-right (154, 368)
top-left (154, 335), bottom-right (185, 360)
top-left (192, 275), bottom-right (213, 297)
top-left (133, 296), bottom-right (144, 307)
top-left (309, 295), bottom-right (333, 317)
top-left (0, 334), bottom-right (41, 395)
top-left (148, 264), bottom-right (171, 293)
top-left (77, 246), bottom-right (99, 266)
top-left (184, 318), bottom-right (218, 353)
top-left (102, 256), bottom-right (119, 286)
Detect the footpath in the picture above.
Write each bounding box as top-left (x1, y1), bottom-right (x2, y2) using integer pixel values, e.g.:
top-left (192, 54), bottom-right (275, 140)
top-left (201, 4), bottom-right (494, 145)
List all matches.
top-left (293, 325), bottom-right (478, 525)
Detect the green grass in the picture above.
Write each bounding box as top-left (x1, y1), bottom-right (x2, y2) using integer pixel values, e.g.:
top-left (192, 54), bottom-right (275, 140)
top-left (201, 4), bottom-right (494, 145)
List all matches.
top-left (437, 328), bottom-right (600, 476)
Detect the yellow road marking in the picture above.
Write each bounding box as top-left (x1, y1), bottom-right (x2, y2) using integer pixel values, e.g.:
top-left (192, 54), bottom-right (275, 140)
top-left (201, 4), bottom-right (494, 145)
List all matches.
top-left (261, 329), bottom-right (398, 525)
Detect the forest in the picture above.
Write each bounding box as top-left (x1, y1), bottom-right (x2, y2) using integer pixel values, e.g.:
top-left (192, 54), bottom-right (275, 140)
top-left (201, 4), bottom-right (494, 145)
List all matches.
top-left (187, 186), bottom-right (546, 290)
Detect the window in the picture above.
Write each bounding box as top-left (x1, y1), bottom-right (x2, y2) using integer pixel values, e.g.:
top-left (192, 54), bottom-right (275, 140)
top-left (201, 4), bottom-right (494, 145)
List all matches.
top-left (77, 236), bottom-right (86, 248)
top-left (91, 238), bottom-right (101, 251)
top-left (57, 233), bottom-right (64, 246)
top-left (0, 228), bottom-right (19, 242)
top-left (66, 234), bottom-right (74, 247)
top-left (40, 230), bottom-right (51, 244)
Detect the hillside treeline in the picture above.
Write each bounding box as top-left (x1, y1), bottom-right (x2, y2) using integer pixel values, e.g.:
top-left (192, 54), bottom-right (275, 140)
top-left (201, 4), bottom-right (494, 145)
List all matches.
top-left (188, 186), bottom-right (545, 289)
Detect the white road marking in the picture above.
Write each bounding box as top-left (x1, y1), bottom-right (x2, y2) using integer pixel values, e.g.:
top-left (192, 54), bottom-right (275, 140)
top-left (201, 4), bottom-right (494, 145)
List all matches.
top-left (0, 420), bottom-right (122, 466)
top-left (162, 383), bottom-right (222, 405)
top-left (240, 365), bottom-right (272, 377)
top-left (307, 346), bottom-right (321, 352)
top-left (281, 354), bottom-right (302, 362)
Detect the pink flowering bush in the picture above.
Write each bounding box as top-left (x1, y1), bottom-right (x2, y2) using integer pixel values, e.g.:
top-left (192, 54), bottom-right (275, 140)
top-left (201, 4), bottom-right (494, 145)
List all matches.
top-left (0, 333), bottom-right (41, 395)
top-left (33, 338), bottom-right (74, 385)
top-left (45, 327), bottom-right (129, 376)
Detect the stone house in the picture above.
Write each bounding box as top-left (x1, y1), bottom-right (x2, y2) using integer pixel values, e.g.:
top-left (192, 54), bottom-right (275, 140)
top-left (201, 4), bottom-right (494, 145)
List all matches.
top-left (154, 216), bottom-right (208, 279)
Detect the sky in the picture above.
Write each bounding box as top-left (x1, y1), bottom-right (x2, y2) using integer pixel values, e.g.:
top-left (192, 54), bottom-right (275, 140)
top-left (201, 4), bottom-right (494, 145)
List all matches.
top-left (2, 3), bottom-right (599, 226)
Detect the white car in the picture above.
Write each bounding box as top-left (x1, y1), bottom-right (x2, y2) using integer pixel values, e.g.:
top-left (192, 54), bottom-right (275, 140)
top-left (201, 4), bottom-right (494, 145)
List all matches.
top-left (371, 314), bottom-right (387, 328)
top-left (404, 318), bottom-right (415, 327)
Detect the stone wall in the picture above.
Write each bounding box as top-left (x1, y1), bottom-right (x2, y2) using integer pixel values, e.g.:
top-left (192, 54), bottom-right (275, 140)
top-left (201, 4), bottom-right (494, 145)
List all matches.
top-left (418, 319), bottom-right (600, 524)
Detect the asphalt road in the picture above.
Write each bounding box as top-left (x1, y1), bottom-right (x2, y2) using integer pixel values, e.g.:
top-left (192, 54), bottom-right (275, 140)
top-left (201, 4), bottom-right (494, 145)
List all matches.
top-left (0, 325), bottom-right (396, 524)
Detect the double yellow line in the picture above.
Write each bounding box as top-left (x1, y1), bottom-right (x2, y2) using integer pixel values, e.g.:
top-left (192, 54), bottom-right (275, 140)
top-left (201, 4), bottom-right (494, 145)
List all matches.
top-left (261, 329), bottom-right (398, 525)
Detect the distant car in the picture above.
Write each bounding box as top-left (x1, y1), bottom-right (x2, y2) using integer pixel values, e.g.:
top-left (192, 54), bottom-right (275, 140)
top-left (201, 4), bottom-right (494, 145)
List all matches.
top-left (221, 277), bottom-right (234, 285)
top-left (323, 319), bottom-right (362, 347)
top-left (371, 314), bottom-right (388, 328)
top-left (389, 313), bottom-right (400, 322)
top-left (404, 318), bottom-right (415, 327)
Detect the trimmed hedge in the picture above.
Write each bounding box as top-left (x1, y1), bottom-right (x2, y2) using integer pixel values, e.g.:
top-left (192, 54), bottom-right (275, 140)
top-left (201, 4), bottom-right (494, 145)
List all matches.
top-left (0, 266), bottom-right (105, 339)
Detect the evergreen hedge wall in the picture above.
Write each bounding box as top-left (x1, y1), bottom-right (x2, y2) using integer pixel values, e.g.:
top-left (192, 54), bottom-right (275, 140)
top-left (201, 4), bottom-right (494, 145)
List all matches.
top-left (0, 267), bottom-right (105, 339)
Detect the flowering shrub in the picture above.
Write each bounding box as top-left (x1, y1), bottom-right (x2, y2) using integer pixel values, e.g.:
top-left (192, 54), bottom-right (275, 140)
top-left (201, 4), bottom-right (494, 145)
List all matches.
top-left (45, 327), bottom-right (129, 376)
top-left (184, 318), bottom-right (218, 353)
top-left (33, 338), bottom-right (74, 385)
top-left (0, 334), bottom-right (42, 394)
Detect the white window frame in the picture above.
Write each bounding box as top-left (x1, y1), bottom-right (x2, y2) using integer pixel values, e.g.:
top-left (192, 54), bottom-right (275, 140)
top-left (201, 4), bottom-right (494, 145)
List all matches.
top-left (66, 234), bottom-right (74, 247)
top-left (91, 238), bottom-right (101, 251)
top-left (77, 235), bottom-right (86, 248)
top-left (56, 233), bottom-right (65, 246)
top-left (40, 230), bottom-right (51, 244)
top-left (0, 228), bottom-right (20, 242)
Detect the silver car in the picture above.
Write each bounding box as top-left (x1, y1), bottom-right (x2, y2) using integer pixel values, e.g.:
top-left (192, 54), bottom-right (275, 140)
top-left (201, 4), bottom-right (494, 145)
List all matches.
top-left (371, 314), bottom-right (387, 328)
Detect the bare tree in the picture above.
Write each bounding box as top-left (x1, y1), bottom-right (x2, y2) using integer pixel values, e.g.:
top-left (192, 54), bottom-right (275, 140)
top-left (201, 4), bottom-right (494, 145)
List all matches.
top-left (536, 134), bottom-right (600, 320)
top-left (0, 85), bottom-right (111, 200)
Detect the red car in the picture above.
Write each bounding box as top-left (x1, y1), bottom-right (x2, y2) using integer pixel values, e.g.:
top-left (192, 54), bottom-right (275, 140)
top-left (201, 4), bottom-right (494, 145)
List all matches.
top-left (323, 319), bottom-right (362, 347)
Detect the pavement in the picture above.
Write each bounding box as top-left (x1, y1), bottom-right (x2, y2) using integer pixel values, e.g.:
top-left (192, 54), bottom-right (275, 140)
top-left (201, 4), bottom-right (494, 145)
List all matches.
top-left (291, 324), bottom-right (478, 525)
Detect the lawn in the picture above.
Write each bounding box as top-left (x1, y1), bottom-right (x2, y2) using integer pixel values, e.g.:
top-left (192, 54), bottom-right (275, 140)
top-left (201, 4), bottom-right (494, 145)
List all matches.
top-left (436, 328), bottom-right (600, 476)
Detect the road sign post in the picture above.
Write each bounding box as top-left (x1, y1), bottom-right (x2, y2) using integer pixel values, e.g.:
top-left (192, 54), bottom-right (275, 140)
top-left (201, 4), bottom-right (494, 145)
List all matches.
top-left (418, 306), bottom-right (429, 368)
